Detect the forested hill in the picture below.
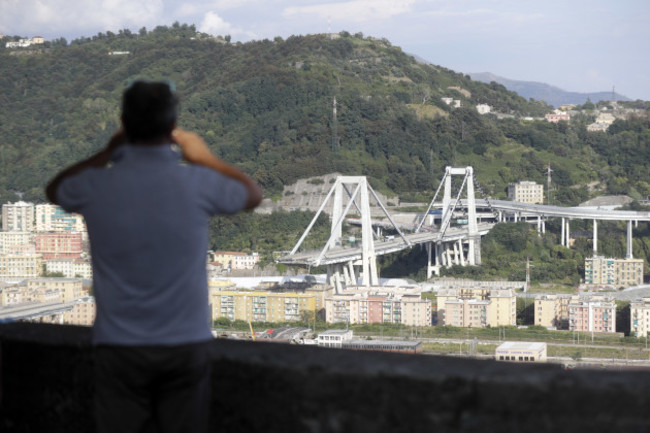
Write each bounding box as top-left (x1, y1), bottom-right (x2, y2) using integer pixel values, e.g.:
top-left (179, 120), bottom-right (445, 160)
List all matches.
top-left (1, 24), bottom-right (649, 206)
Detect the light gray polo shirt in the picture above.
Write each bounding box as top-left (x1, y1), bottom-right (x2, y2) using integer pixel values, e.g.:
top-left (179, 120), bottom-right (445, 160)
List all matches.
top-left (56, 144), bottom-right (247, 345)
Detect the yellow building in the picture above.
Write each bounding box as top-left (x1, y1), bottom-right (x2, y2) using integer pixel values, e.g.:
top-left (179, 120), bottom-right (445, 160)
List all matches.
top-left (0, 254), bottom-right (43, 279)
top-left (63, 297), bottom-right (96, 326)
top-left (507, 181), bottom-right (544, 204)
top-left (534, 294), bottom-right (572, 329)
top-left (27, 278), bottom-right (84, 303)
top-left (210, 289), bottom-right (318, 323)
top-left (437, 287), bottom-right (516, 327)
top-left (0, 231), bottom-right (34, 254)
top-left (210, 251), bottom-right (260, 270)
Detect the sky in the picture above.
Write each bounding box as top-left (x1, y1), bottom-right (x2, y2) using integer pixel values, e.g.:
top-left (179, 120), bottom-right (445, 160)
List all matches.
top-left (1, 0), bottom-right (649, 100)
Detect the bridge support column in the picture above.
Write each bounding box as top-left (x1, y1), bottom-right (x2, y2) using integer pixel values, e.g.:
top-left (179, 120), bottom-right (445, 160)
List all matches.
top-left (565, 218), bottom-right (571, 248)
top-left (593, 219), bottom-right (598, 255)
top-left (328, 264), bottom-right (344, 293)
top-left (445, 244), bottom-right (453, 268)
top-left (467, 238), bottom-right (475, 266)
top-left (458, 240), bottom-right (466, 266)
top-left (537, 216), bottom-right (542, 235)
top-left (348, 261), bottom-right (356, 285)
top-left (426, 242), bottom-right (440, 278)
top-left (627, 221), bottom-right (634, 259)
top-left (436, 242), bottom-right (444, 268)
top-left (542, 220), bottom-right (546, 234)
top-left (561, 218), bottom-right (565, 247)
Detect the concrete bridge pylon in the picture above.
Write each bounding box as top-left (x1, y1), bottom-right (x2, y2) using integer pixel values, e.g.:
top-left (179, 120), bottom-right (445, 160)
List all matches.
top-left (421, 166), bottom-right (482, 277)
top-left (289, 176), bottom-right (409, 292)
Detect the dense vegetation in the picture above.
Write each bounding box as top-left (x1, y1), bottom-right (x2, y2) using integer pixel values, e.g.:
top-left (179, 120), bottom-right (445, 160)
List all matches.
top-left (2, 25), bottom-right (650, 280)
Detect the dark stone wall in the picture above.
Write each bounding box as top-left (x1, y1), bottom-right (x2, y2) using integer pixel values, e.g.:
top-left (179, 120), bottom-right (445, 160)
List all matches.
top-left (1, 322), bottom-right (650, 432)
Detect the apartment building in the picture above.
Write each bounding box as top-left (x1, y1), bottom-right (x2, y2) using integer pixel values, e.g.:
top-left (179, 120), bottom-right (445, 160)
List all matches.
top-left (0, 231), bottom-right (34, 254)
top-left (507, 181), bottom-right (544, 204)
top-left (211, 251), bottom-right (260, 271)
top-left (63, 297), bottom-right (96, 326)
top-left (45, 258), bottom-right (92, 279)
top-left (2, 201), bottom-right (35, 231)
top-left (568, 295), bottom-right (616, 333)
top-left (630, 297), bottom-right (650, 338)
top-left (35, 204), bottom-right (86, 235)
top-left (585, 256), bottom-right (644, 288)
top-left (27, 278), bottom-right (84, 303)
top-left (35, 232), bottom-right (83, 260)
top-left (437, 287), bottom-right (517, 327)
top-left (0, 285), bottom-right (61, 305)
top-left (0, 253), bottom-right (43, 280)
top-left (325, 289), bottom-right (432, 326)
top-left (210, 289), bottom-right (318, 323)
top-left (534, 294), bottom-right (572, 329)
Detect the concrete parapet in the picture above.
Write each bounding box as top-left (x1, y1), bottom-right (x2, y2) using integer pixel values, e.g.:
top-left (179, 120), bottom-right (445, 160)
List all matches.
top-left (2, 322), bottom-right (650, 432)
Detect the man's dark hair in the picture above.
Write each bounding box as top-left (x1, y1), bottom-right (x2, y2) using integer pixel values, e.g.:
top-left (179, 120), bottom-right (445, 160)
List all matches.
top-left (121, 81), bottom-right (179, 142)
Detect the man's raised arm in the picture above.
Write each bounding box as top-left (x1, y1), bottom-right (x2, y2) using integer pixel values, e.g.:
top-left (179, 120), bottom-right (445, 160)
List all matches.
top-left (172, 129), bottom-right (263, 210)
top-left (46, 130), bottom-right (126, 205)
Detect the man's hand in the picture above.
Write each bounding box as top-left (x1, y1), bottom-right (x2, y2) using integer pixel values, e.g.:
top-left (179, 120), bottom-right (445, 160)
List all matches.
top-left (172, 128), bottom-right (263, 210)
top-left (172, 129), bottom-right (214, 165)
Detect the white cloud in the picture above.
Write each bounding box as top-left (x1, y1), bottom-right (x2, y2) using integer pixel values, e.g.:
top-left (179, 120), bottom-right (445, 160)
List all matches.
top-left (0, 0), bottom-right (165, 38)
top-left (283, 0), bottom-right (416, 23)
top-left (198, 11), bottom-right (236, 36)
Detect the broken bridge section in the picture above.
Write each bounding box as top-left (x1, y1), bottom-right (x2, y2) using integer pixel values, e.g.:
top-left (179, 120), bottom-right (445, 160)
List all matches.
top-left (279, 176), bottom-right (410, 292)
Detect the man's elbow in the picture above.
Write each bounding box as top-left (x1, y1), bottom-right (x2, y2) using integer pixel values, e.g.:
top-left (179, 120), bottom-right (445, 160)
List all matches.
top-left (244, 185), bottom-right (263, 210)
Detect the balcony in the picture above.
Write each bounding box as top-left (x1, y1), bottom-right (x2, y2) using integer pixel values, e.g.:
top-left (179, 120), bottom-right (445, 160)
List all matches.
top-left (2, 322), bottom-right (650, 432)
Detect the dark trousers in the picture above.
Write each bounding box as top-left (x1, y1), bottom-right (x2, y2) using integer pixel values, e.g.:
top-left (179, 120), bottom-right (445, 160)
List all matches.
top-left (94, 341), bottom-right (212, 433)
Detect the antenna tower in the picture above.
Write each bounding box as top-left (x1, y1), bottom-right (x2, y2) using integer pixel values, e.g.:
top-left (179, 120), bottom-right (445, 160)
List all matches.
top-left (546, 164), bottom-right (553, 205)
top-left (331, 96), bottom-right (339, 151)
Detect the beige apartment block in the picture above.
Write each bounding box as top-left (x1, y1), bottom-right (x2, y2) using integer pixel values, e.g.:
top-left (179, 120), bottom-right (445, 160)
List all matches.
top-left (2, 201), bottom-right (35, 232)
top-left (0, 253), bottom-right (43, 280)
top-left (585, 256), bottom-right (644, 288)
top-left (442, 298), bottom-right (489, 327)
top-left (325, 289), bottom-right (431, 326)
top-left (535, 294), bottom-right (572, 329)
top-left (45, 258), bottom-right (93, 279)
top-left (210, 290), bottom-right (317, 323)
top-left (211, 251), bottom-right (260, 271)
top-left (0, 231), bottom-right (34, 254)
top-left (27, 278), bottom-right (84, 303)
top-left (568, 295), bottom-right (616, 333)
top-left (63, 297), bottom-right (96, 326)
top-left (35, 204), bottom-right (86, 235)
top-left (1, 285), bottom-right (61, 306)
top-left (507, 181), bottom-right (544, 204)
top-left (437, 287), bottom-right (516, 327)
top-left (630, 297), bottom-right (650, 338)
top-left (1, 287), bottom-right (25, 306)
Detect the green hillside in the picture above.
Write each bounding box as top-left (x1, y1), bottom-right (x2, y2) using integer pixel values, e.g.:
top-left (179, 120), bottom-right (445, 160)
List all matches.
top-left (2, 24), bottom-right (650, 282)
top-left (0, 25), bottom-right (585, 200)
